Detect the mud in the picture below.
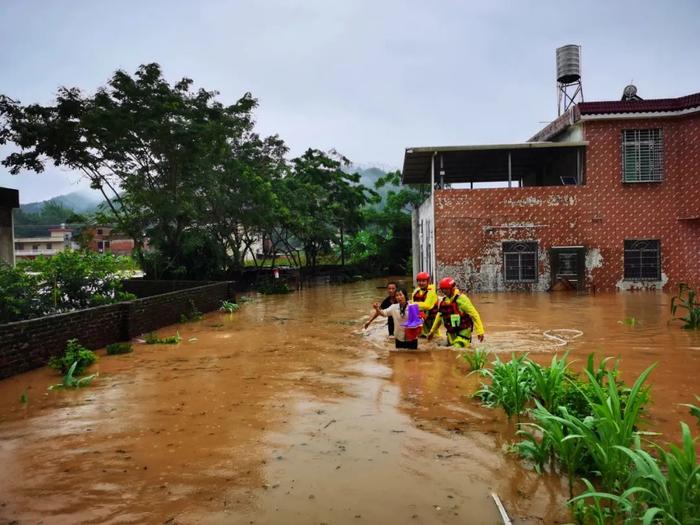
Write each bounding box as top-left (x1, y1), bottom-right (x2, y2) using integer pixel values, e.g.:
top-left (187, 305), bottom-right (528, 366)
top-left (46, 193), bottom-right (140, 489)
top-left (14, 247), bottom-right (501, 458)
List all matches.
top-left (0, 280), bottom-right (698, 524)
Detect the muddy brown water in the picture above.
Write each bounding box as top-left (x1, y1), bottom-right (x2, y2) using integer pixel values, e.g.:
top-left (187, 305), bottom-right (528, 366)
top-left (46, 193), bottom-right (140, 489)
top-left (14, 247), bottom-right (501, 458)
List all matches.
top-left (0, 280), bottom-right (698, 524)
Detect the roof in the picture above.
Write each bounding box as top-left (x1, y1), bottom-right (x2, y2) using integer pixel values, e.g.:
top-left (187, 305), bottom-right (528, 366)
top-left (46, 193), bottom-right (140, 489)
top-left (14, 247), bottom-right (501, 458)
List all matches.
top-left (402, 142), bottom-right (587, 184)
top-left (0, 187), bottom-right (19, 208)
top-left (578, 91), bottom-right (700, 115)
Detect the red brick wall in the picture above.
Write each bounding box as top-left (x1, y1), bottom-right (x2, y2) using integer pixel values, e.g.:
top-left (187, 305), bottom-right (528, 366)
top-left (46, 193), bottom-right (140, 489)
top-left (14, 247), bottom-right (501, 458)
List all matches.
top-left (435, 112), bottom-right (700, 292)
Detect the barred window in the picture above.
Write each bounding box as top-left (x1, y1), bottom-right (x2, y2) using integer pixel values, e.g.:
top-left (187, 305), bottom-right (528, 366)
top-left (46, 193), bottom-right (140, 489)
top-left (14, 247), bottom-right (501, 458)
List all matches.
top-left (624, 240), bottom-right (661, 280)
top-left (622, 129), bottom-right (663, 182)
top-left (503, 242), bottom-right (538, 282)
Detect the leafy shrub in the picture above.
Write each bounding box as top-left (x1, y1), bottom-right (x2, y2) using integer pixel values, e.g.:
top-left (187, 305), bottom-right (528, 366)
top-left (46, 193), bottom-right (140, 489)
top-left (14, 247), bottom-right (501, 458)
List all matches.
top-left (179, 299), bottom-right (203, 323)
top-left (106, 342), bottom-right (133, 355)
top-left (219, 300), bottom-right (239, 313)
top-left (0, 263), bottom-right (44, 322)
top-left (144, 331), bottom-right (181, 344)
top-left (256, 278), bottom-right (293, 294)
top-left (48, 339), bottom-right (97, 375)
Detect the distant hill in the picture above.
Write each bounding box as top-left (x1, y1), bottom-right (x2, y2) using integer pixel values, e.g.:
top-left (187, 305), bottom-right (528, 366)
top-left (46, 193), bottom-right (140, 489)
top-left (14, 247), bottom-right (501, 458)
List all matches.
top-left (21, 189), bottom-right (103, 214)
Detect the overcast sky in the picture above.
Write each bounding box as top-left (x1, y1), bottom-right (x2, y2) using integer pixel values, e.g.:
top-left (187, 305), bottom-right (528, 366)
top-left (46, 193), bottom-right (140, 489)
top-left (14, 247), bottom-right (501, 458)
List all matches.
top-left (1, 0), bottom-right (699, 203)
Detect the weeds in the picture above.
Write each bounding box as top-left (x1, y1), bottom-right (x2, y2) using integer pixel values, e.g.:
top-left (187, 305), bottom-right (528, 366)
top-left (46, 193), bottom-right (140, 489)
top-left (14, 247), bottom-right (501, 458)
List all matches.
top-left (257, 279), bottom-right (293, 294)
top-left (670, 283), bottom-right (700, 329)
top-left (48, 361), bottom-right (98, 390)
top-left (459, 346), bottom-right (490, 372)
top-left (20, 390), bottom-right (28, 405)
top-left (527, 352), bottom-right (570, 413)
top-left (219, 300), bottom-right (239, 313)
top-left (106, 342), bottom-right (133, 355)
top-left (179, 299), bottom-right (203, 323)
top-left (48, 339), bottom-right (97, 375)
top-left (144, 331), bottom-right (181, 344)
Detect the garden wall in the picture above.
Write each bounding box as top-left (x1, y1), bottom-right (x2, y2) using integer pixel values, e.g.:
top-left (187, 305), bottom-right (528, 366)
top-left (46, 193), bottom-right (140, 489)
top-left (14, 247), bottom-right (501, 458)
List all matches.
top-left (0, 281), bottom-right (235, 380)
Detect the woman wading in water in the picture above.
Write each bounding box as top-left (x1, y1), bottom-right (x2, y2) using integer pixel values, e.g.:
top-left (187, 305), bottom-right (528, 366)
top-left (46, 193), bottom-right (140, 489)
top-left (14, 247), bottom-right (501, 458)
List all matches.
top-left (372, 289), bottom-right (420, 350)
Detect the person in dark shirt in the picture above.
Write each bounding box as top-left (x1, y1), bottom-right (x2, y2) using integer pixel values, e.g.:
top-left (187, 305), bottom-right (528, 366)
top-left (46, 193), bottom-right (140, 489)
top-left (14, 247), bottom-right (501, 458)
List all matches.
top-left (364, 281), bottom-right (398, 335)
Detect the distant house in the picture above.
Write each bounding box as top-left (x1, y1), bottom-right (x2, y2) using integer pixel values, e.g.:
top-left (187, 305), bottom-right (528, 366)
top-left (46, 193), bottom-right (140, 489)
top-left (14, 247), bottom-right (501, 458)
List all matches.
top-left (404, 90), bottom-right (700, 292)
top-left (0, 187), bottom-right (20, 265)
top-left (14, 224), bottom-right (76, 260)
top-left (84, 225), bottom-right (135, 256)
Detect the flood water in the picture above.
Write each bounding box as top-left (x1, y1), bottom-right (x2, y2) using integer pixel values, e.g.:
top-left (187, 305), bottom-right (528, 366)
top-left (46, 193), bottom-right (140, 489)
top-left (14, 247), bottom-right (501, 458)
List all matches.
top-left (0, 279), bottom-right (698, 524)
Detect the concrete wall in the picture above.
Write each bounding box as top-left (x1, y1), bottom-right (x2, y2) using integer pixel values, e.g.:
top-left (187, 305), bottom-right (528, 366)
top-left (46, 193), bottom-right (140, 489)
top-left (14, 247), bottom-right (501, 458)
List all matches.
top-left (0, 207), bottom-right (14, 266)
top-left (0, 281), bottom-right (235, 379)
top-left (428, 112), bottom-right (700, 292)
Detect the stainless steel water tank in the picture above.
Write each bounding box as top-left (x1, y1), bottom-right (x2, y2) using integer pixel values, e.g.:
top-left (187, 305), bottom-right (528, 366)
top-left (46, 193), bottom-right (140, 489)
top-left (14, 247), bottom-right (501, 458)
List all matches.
top-left (556, 45), bottom-right (581, 84)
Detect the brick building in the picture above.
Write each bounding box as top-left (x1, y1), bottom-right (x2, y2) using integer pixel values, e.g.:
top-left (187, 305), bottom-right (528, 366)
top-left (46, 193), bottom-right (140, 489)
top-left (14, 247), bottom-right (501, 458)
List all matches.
top-left (84, 225), bottom-right (135, 256)
top-left (404, 91), bottom-right (700, 292)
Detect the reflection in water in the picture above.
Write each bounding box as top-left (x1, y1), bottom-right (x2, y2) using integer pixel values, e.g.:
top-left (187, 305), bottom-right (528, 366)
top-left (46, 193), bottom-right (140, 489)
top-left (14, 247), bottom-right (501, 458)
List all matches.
top-left (0, 280), bottom-right (697, 524)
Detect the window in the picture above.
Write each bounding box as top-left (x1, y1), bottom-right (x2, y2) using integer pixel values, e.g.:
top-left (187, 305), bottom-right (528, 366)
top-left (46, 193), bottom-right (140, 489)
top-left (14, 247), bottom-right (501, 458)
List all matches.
top-left (624, 240), bottom-right (661, 280)
top-left (622, 129), bottom-right (663, 182)
top-left (46, 243), bottom-right (52, 250)
top-left (97, 229), bottom-right (103, 235)
top-left (32, 244), bottom-right (39, 251)
top-left (503, 241), bottom-right (538, 282)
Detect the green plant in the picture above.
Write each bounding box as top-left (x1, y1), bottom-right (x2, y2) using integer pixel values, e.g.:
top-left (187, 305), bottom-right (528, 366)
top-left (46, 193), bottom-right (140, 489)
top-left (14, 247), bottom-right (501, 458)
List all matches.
top-left (180, 299), bottom-right (203, 323)
top-left (565, 364), bottom-right (655, 492)
top-left (476, 353), bottom-right (533, 419)
top-left (48, 339), bottom-right (97, 375)
top-left (144, 331), bottom-right (181, 344)
top-left (680, 396), bottom-right (700, 426)
top-left (48, 361), bottom-right (98, 390)
top-left (219, 300), bottom-right (240, 313)
top-left (460, 346), bottom-right (490, 372)
top-left (256, 279), bottom-right (293, 295)
top-left (619, 317), bottom-right (639, 327)
top-left (526, 352), bottom-right (570, 413)
top-left (671, 283), bottom-right (700, 329)
top-left (20, 390), bottom-right (28, 405)
top-left (106, 342), bottom-right (133, 355)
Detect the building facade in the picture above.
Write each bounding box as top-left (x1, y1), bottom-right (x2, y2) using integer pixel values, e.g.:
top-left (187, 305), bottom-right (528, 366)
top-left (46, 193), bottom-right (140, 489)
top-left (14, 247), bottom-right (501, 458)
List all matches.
top-left (0, 187), bottom-right (19, 266)
top-left (14, 225), bottom-right (75, 260)
top-left (405, 92), bottom-right (700, 292)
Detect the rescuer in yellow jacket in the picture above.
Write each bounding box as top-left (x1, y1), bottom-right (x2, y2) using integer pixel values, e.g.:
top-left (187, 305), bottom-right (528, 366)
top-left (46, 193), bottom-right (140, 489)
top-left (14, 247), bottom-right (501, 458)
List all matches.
top-left (411, 271), bottom-right (438, 337)
top-left (428, 276), bottom-right (485, 348)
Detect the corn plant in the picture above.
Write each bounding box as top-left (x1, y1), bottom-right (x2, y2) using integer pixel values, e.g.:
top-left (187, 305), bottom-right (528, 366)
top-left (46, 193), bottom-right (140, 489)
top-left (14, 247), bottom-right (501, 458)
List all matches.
top-left (671, 283), bottom-right (700, 329)
top-left (219, 300), bottom-right (239, 313)
top-left (572, 423), bottom-right (700, 525)
top-left (518, 402), bottom-right (590, 497)
top-left (460, 346), bottom-right (490, 373)
top-left (526, 352), bottom-right (570, 413)
top-left (680, 396), bottom-right (700, 426)
top-left (563, 364), bottom-right (655, 491)
top-left (569, 478), bottom-right (638, 525)
top-left (48, 361), bottom-right (98, 390)
top-left (476, 353), bottom-right (533, 419)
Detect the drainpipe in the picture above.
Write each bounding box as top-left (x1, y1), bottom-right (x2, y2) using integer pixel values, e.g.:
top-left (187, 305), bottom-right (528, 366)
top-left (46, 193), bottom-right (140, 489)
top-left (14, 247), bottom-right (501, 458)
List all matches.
top-left (507, 151), bottom-right (512, 188)
top-left (431, 151), bottom-right (438, 284)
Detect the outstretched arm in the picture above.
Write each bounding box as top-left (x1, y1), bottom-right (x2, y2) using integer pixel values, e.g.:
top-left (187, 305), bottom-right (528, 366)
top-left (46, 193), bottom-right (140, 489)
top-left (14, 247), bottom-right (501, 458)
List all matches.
top-left (427, 313), bottom-right (443, 340)
top-left (364, 310), bottom-right (381, 329)
top-left (457, 295), bottom-right (485, 341)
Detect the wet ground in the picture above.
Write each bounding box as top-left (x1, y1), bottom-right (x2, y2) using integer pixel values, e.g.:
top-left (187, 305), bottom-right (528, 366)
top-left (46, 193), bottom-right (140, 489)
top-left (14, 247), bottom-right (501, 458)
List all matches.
top-left (0, 279), bottom-right (698, 524)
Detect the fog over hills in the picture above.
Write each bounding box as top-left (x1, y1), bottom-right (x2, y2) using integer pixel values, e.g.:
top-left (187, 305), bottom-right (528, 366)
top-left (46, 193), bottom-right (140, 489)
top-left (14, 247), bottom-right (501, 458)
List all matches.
top-left (20, 189), bottom-right (103, 214)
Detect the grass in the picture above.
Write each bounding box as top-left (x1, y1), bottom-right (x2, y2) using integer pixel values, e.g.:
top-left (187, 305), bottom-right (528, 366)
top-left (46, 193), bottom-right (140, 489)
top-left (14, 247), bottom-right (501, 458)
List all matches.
top-left (106, 342), bottom-right (133, 355)
top-left (670, 283), bottom-right (700, 329)
top-left (144, 331), bottom-right (181, 344)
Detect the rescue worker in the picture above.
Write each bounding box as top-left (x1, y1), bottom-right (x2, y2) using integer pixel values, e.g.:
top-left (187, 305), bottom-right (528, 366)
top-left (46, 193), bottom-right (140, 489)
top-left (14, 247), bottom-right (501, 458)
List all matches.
top-left (411, 272), bottom-right (438, 337)
top-left (428, 277), bottom-right (485, 347)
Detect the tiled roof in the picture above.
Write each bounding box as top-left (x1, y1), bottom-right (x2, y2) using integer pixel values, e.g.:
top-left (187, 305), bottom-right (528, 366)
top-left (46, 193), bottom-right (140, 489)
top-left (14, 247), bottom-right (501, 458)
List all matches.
top-left (578, 92), bottom-right (700, 115)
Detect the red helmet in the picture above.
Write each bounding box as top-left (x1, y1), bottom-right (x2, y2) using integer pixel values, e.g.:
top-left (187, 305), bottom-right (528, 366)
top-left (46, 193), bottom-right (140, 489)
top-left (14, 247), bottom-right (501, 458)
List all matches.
top-left (439, 277), bottom-right (456, 290)
top-left (416, 272), bottom-right (430, 281)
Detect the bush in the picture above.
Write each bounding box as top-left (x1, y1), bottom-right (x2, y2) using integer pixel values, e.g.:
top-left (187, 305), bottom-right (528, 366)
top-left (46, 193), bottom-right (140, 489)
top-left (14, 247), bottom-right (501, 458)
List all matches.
top-left (48, 339), bottom-right (97, 375)
top-left (144, 331), bottom-right (181, 344)
top-left (106, 342), bottom-right (133, 355)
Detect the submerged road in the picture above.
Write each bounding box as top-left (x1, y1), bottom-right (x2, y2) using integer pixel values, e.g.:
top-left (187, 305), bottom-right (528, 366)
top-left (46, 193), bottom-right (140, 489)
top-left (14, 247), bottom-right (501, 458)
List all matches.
top-left (0, 279), bottom-right (698, 524)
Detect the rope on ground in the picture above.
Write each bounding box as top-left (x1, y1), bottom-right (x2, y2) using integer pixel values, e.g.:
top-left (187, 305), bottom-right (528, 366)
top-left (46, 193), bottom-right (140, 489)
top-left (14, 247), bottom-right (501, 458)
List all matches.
top-left (542, 329), bottom-right (583, 347)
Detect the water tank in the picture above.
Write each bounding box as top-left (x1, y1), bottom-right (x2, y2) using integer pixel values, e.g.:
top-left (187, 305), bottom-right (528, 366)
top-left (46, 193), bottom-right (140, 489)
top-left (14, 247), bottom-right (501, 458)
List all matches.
top-left (556, 45), bottom-right (581, 84)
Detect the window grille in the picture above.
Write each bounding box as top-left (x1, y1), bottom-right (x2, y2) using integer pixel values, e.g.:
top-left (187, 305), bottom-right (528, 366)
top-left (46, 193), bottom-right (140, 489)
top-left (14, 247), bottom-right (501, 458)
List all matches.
top-left (624, 240), bottom-right (661, 280)
top-left (503, 241), bottom-right (538, 282)
top-left (622, 129), bottom-right (663, 182)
